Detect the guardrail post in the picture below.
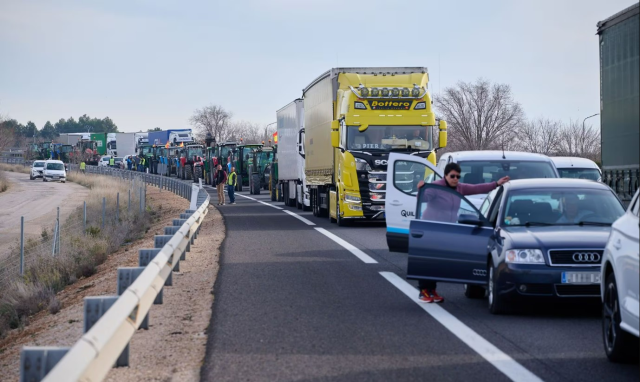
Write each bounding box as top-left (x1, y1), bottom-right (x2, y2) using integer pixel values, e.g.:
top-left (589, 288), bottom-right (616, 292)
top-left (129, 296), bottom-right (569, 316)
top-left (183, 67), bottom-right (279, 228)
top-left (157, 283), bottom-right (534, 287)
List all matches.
top-left (165, 226), bottom-right (189, 256)
top-left (20, 347), bottom-right (70, 382)
top-left (84, 296), bottom-right (129, 367)
top-left (139, 248), bottom-right (172, 286)
top-left (20, 216), bottom-right (24, 275)
top-left (154, 235), bottom-right (181, 270)
top-left (116, 192), bottom-right (120, 222)
top-left (117, 267), bottom-right (155, 324)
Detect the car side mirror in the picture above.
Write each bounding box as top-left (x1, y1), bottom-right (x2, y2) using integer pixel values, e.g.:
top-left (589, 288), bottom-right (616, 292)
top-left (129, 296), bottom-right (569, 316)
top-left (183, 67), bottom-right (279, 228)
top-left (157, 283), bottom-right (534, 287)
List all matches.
top-left (458, 214), bottom-right (483, 226)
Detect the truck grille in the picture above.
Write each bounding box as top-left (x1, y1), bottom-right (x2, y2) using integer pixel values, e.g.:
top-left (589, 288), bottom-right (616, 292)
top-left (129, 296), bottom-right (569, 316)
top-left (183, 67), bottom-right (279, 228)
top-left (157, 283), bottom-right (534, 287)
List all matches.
top-left (548, 250), bottom-right (604, 266)
top-left (555, 285), bottom-right (600, 297)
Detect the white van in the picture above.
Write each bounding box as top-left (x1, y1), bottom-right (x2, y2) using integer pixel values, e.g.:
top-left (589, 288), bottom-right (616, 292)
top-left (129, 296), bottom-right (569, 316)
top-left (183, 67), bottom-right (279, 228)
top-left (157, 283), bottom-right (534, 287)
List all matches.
top-left (551, 156), bottom-right (602, 182)
top-left (385, 151), bottom-right (559, 253)
top-left (43, 160), bottom-right (67, 183)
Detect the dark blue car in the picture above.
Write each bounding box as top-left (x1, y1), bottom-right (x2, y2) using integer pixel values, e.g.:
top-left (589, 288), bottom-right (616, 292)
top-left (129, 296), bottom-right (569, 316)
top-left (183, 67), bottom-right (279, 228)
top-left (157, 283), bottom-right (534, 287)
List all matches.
top-left (408, 179), bottom-right (626, 314)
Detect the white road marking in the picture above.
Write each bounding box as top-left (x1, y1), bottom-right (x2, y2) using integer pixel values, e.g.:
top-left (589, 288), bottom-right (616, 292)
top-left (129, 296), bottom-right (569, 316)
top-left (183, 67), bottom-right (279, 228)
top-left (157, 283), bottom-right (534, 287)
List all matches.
top-left (379, 272), bottom-right (543, 382)
top-left (283, 210), bottom-right (316, 226)
top-left (314, 228), bottom-right (378, 264)
top-left (258, 200), bottom-right (283, 210)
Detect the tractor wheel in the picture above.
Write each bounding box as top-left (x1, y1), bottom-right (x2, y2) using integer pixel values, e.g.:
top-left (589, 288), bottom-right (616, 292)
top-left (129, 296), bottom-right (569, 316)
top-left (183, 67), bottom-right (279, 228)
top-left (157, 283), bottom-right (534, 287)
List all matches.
top-left (185, 165), bottom-right (193, 180)
top-left (251, 174), bottom-right (261, 195)
top-left (195, 166), bottom-right (203, 183)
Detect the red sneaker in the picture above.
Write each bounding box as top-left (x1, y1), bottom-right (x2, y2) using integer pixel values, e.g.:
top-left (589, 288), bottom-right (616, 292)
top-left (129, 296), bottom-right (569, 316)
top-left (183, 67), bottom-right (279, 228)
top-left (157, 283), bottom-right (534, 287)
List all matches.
top-left (419, 289), bottom-right (434, 303)
top-left (430, 289), bottom-right (444, 303)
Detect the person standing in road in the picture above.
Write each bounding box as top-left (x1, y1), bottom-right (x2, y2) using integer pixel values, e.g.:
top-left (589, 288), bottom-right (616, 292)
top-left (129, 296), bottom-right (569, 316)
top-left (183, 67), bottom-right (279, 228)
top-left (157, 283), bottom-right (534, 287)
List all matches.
top-left (80, 160), bottom-right (86, 173)
top-left (109, 156), bottom-right (115, 168)
top-left (227, 166), bottom-right (237, 204)
top-left (215, 164), bottom-right (227, 206)
top-left (415, 163), bottom-right (510, 303)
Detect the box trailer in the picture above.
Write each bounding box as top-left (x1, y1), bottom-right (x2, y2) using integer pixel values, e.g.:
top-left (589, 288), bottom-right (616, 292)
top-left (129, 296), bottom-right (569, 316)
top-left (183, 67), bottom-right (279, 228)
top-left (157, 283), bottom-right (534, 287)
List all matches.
top-left (276, 99), bottom-right (309, 209)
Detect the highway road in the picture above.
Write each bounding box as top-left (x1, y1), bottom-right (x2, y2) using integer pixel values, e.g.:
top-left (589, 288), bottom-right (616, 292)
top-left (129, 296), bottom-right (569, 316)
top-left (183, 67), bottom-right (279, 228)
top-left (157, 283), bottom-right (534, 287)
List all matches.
top-left (200, 187), bottom-right (639, 382)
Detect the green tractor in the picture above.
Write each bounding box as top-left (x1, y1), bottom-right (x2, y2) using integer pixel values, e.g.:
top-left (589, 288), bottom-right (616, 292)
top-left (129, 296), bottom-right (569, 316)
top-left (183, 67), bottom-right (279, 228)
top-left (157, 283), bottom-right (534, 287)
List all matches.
top-left (138, 144), bottom-right (155, 173)
top-left (248, 146), bottom-right (276, 195)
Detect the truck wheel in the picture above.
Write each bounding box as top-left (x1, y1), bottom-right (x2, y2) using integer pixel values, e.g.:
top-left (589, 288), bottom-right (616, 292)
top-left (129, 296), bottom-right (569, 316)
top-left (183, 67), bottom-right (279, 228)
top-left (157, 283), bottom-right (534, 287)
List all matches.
top-left (336, 192), bottom-right (347, 226)
top-left (251, 174), bottom-right (261, 195)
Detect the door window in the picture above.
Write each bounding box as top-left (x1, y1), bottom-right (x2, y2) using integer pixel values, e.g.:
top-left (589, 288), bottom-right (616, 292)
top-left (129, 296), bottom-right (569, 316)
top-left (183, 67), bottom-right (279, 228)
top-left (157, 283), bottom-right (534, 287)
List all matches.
top-left (632, 196), bottom-right (639, 217)
top-left (416, 184), bottom-right (487, 225)
top-left (393, 160), bottom-right (442, 196)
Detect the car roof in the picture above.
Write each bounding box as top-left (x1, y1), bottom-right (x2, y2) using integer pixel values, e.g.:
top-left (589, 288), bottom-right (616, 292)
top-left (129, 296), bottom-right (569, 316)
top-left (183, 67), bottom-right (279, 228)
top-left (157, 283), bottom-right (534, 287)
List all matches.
top-left (551, 156), bottom-right (600, 169)
top-left (443, 151), bottom-right (553, 162)
top-left (45, 160), bottom-right (64, 164)
top-left (506, 178), bottom-right (611, 191)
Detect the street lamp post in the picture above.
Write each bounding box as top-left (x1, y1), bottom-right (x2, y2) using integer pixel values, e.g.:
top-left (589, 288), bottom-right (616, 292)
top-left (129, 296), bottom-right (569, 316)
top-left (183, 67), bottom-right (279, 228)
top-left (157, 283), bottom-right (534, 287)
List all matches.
top-left (583, 113), bottom-right (599, 130)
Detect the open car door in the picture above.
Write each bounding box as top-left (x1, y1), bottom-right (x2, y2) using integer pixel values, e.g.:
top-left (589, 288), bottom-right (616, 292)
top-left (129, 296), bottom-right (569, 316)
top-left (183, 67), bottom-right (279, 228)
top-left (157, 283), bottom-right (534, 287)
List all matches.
top-left (407, 184), bottom-right (493, 285)
top-left (386, 153), bottom-right (443, 253)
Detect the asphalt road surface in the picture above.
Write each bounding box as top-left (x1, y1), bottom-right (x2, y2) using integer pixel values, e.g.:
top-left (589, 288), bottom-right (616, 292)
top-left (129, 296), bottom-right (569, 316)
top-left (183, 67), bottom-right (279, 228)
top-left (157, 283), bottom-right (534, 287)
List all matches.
top-left (200, 187), bottom-right (639, 382)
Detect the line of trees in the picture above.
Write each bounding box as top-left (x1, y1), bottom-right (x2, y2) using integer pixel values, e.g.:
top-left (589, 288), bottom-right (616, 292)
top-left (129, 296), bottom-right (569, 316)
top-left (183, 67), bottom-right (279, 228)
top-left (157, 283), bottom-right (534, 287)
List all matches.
top-left (434, 79), bottom-right (601, 163)
top-left (189, 104), bottom-right (276, 145)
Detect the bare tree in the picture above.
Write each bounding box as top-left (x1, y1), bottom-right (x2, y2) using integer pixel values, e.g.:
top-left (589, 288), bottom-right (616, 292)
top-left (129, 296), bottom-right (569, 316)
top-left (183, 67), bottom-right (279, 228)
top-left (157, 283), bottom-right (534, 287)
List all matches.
top-left (435, 79), bottom-right (525, 151)
top-left (0, 112), bottom-right (16, 153)
top-left (227, 120), bottom-right (265, 144)
top-left (515, 118), bottom-right (562, 155)
top-left (558, 119), bottom-right (601, 162)
top-left (189, 104), bottom-right (232, 142)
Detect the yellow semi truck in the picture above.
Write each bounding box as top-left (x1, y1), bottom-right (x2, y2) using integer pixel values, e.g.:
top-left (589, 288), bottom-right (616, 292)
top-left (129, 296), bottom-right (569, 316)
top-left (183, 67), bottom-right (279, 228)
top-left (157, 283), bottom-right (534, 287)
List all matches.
top-left (302, 67), bottom-right (447, 225)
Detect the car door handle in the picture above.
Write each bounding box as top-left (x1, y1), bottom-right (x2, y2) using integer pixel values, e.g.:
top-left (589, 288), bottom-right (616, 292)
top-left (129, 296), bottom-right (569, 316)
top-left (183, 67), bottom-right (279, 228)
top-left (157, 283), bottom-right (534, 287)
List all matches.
top-left (389, 200), bottom-right (402, 206)
top-left (411, 230), bottom-right (424, 238)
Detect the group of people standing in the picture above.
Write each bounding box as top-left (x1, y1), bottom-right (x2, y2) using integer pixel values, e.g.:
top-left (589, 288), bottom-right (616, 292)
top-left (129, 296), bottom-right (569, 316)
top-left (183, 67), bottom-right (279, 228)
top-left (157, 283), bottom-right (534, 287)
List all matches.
top-left (214, 164), bottom-right (237, 206)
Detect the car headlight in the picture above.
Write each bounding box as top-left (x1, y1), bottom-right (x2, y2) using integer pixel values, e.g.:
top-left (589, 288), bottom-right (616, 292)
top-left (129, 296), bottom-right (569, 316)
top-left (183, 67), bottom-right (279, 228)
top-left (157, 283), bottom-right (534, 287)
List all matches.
top-left (505, 249), bottom-right (545, 264)
top-left (355, 158), bottom-right (371, 171)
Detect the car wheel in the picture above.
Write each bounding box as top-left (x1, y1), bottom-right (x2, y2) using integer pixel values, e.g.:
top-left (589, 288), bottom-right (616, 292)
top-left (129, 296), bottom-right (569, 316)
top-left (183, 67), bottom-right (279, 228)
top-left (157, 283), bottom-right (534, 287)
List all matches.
top-left (488, 260), bottom-right (508, 315)
top-left (30, 174), bottom-right (34, 180)
top-left (42, 177), bottom-right (46, 182)
top-left (603, 273), bottom-right (639, 363)
top-left (464, 284), bottom-right (486, 299)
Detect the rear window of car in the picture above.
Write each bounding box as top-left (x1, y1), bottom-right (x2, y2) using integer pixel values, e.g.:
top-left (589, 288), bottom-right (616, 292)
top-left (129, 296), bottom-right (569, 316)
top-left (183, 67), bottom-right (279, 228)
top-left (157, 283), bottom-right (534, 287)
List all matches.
top-left (456, 160), bottom-right (557, 184)
top-left (46, 163), bottom-right (64, 170)
top-left (102, 157), bottom-right (109, 161)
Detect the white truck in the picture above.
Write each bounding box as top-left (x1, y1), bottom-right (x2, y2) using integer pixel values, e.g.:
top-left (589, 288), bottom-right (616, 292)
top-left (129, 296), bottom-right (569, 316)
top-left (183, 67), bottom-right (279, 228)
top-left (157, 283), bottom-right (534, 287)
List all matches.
top-left (276, 99), bottom-right (310, 210)
top-left (115, 133), bottom-right (137, 158)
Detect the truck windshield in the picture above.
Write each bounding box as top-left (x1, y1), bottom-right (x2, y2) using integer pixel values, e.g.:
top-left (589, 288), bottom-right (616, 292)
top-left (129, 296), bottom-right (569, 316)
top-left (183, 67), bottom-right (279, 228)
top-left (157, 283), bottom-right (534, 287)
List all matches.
top-left (347, 125), bottom-right (433, 151)
top-left (188, 147), bottom-right (204, 157)
top-left (457, 160), bottom-right (558, 184)
top-left (142, 147), bottom-right (153, 155)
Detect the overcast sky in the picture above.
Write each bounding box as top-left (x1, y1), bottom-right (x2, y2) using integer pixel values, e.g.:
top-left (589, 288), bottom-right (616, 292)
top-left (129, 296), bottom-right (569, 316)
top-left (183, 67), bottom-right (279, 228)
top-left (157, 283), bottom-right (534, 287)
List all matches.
top-left (0, 0), bottom-right (636, 133)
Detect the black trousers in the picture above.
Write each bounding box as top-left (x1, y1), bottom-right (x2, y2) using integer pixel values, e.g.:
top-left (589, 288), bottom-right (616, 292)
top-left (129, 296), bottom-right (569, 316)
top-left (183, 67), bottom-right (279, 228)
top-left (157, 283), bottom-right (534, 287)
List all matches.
top-left (418, 280), bottom-right (437, 290)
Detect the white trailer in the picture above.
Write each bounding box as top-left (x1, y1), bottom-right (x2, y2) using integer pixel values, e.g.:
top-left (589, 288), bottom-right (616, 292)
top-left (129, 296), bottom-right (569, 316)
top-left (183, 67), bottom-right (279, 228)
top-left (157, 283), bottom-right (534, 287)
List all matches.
top-left (115, 133), bottom-right (137, 157)
top-left (276, 99), bottom-right (310, 210)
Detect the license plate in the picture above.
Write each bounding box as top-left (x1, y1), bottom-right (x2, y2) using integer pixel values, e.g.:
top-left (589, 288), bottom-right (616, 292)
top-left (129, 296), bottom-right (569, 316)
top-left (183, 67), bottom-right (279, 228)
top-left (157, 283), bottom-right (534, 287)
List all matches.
top-left (562, 272), bottom-right (601, 284)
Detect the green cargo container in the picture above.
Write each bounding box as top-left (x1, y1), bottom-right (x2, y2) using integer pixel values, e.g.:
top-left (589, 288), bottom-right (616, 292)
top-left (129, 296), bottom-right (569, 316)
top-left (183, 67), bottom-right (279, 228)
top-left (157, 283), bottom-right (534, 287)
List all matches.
top-left (90, 133), bottom-right (107, 156)
top-left (597, 3), bottom-right (639, 202)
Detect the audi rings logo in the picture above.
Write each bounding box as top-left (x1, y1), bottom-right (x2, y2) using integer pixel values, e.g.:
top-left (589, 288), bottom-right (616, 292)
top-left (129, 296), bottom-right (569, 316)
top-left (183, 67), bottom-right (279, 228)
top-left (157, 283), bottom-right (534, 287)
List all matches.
top-left (472, 269), bottom-right (487, 276)
top-left (572, 252), bottom-right (601, 262)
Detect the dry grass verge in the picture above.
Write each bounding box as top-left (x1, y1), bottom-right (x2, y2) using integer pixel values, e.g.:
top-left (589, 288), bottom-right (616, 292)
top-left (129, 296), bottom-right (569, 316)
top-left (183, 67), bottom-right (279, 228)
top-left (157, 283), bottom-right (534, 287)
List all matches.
top-left (0, 163), bottom-right (30, 175)
top-left (0, 173), bottom-right (151, 337)
top-left (0, 170), bottom-right (8, 193)
top-left (0, 184), bottom-right (190, 381)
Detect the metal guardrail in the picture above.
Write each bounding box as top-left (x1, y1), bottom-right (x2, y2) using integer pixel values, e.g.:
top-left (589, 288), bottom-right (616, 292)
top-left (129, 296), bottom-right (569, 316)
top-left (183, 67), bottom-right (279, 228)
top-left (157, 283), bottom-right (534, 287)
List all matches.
top-left (20, 165), bottom-right (210, 382)
top-left (602, 168), bottom-right (639, 205)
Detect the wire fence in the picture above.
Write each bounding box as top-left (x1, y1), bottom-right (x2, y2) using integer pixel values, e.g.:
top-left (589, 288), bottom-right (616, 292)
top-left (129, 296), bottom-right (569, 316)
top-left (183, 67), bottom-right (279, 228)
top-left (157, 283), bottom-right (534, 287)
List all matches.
top-left (0, 176), bottom-right (148, 289)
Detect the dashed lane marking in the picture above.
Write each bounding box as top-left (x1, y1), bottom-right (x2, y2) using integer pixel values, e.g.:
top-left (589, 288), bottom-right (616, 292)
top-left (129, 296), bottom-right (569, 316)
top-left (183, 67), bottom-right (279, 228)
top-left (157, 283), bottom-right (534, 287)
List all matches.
top-left (314, 228), bottom-right (378, 264)
top-left (283, 210), bottom-right (315, 226)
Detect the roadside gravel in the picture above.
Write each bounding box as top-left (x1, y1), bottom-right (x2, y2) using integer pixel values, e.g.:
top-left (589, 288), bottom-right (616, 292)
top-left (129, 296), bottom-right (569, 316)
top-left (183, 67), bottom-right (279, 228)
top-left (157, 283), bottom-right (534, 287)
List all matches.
top-left (0, 185), bottom-right (225, 381)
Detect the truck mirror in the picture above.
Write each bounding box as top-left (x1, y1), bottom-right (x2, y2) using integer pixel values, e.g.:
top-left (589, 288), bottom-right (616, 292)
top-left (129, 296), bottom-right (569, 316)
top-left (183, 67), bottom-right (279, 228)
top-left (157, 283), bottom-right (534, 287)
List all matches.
top-left (358, 124), bottom-right (369, 132)
top-left (438, 120), bottom-right (448, 148)
top-left (331, 130), bottom-right (340, 148)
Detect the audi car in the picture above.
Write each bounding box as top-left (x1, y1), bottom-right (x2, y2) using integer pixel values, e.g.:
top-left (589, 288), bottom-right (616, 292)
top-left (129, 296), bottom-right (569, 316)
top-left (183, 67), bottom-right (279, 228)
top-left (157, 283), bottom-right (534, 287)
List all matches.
top-left (407, 178), bottom-right (625, 314)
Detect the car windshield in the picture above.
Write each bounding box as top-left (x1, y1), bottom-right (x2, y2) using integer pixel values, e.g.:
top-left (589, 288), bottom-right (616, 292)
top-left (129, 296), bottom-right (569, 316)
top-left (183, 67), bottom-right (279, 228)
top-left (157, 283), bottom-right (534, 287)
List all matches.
top-left (115, 157), bottom-right (123, 162)
top-left (102, 157), bottom-right (109, 161)
top-left (456, 160), bottom-right (557, 184)
top-left (557, 168), bottom-right (601, 181)
top-left (33, 162), bottom-right (44, 168)
top-left (347, 125), bottom-right (433, 151)
top-left (503, 188), bottom-right (625, 226)
top-left (46, 163), bottom-right (64, 171)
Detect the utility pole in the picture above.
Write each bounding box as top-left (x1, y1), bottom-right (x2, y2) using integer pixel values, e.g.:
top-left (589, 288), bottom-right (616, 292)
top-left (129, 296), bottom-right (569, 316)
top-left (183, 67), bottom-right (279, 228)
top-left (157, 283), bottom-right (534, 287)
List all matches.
top-left (582, 113), bottom-right (599, 131)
